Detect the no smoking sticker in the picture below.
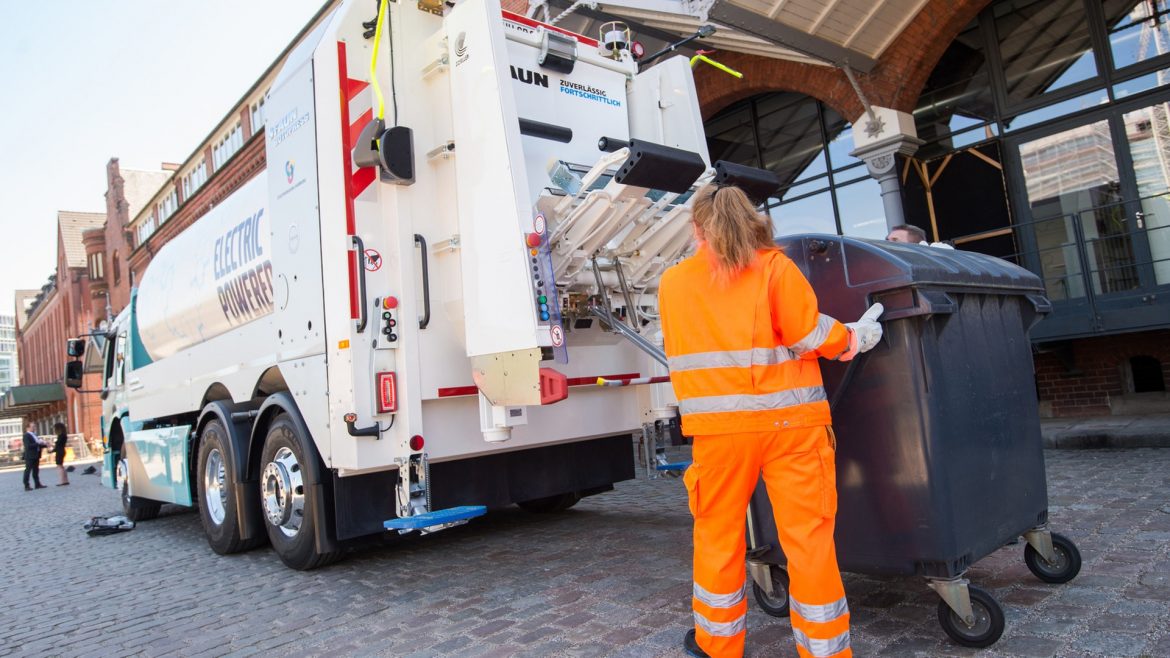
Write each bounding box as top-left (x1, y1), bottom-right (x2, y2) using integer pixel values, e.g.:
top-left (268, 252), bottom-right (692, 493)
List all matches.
top-left (363, 249), bottom-right (382, 272)
top-left (550, 324), bottom-right (564, 347)
top-left (534, 213), bottom-right (547, 235)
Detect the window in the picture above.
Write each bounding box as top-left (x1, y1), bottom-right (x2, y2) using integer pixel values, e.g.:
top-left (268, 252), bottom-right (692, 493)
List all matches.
top-left (704, 92), bottom-right (886, 237)
top-left (251, 94), bottom-right (267, 132)
top-left (112, 252), bottom-right (121, 285)
top-left (212, 122), bottom-right (244, 170)
top-left (156, 188), bottom-right (178, 225)
top-left (88, 253), bottom-right (104, 280)
top-left (182, 160), bottom-right (208, 198)
top-left (994, 0), bottom-right (1101, 109)
top-left (136, 215), bottom-right (156, 245)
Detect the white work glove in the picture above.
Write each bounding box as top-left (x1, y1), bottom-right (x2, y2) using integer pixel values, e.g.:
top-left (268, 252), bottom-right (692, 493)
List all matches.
top-left (838, 303), bottom-right (884, 362)
top-left (919, 240), bottom-right (955, 250)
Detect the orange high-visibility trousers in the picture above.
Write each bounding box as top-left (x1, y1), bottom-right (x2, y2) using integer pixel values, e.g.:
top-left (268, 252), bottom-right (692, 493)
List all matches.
top-left (686, 426), bottom-right (851, 658)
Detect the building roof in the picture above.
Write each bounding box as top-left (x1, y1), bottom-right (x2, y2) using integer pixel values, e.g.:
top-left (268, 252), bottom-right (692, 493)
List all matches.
top-left (594, 0), bottom-right (928, 70)
top-left (0, 383), bottom-right (65, 419)
top-left (12, 290), bottom-right (38, 330)
top-left (122, 168), bottom-right (174, 218)
top-left (58, 211), bottom-right (107, 269)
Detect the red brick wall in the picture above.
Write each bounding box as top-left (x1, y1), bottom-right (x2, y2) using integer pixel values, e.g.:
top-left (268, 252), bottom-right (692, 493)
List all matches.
top-left (129, 134), bottom-right (266, 278)
top-left (103, 159), bottom-right (139, 317)
top-left (1035, 331), bottom-right (1170, 417)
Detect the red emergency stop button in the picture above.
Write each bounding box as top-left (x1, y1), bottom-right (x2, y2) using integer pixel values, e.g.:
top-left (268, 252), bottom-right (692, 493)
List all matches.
top-left (383, 296), bottom-right (398, 310)
top-left (526, 233), bottom-right (542, 248)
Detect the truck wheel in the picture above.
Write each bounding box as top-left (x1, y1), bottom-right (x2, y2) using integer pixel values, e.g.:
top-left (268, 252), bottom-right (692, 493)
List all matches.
top-left (197, 419), bottom-right (264, 554)
top-left (517, 492), bottom-right (582, 513)
top-left (119, 458), bottom-right (162, 522)
top-left (260, 415), bottom-right (341, 570)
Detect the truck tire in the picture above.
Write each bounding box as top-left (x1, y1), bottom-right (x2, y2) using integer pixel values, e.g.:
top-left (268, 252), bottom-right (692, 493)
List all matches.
top-left (260, 414), bottom-right (341, 570)
top-left (119, 458), bottom-right (162, 522)
top-left (197, 419), bottom-right (265, 554)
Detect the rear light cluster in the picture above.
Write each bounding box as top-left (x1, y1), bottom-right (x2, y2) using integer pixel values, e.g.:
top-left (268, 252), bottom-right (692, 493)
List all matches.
top-left (377, 372), bottom-right (398, 413)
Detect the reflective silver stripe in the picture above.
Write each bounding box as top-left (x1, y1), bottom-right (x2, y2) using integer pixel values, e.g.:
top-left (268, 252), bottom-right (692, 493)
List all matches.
top-left (679, 386), bottom-right (827, 415)
top-left (792, 628), bottom-right (851, 657)
top-left (669, 347), bottom-right (796, 373)
top-left (790, 314), bottom-right (836, 355)
top-left (694, 611), bottom-right (746, 637)
top-left (693, 582), bottom-right (746, 609)
top-left (789, 596), bottom-right (849, 624)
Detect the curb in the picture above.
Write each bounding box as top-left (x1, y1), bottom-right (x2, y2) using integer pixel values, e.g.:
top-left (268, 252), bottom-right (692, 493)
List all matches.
top-left (1043, 434), bottom-right (1170, 449)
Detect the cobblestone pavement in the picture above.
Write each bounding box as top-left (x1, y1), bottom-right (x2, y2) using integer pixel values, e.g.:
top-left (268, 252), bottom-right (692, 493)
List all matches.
top-left (1, 449), bottom-right (1168, 657)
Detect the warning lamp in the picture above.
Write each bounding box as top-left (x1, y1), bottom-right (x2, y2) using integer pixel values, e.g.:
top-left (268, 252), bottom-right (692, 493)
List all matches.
top-left (376, 372), bottom-right (398, 413)
top-left (409, 435), bottom-right (425, 451)
top-left (383, 296), bottom-right (399, 310)
top-left (526, 233), bottom-right (542, 247)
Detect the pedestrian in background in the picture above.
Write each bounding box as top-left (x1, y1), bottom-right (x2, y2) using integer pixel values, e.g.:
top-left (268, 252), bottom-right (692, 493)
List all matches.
top-left (53, 422), bottom-right (70, 486)
top-left (659, 184), bottom-right (884, 658)
top-left (22, 421), bottom-right (48, 491)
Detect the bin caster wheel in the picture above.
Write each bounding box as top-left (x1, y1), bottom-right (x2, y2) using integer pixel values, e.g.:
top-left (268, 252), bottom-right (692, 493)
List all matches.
top-left (1024, 532), bottom-right (1081, 584)
top-left (937, 585), bottom-right (1004, 648)
top-left (751, 566), bottom-right (790, 617)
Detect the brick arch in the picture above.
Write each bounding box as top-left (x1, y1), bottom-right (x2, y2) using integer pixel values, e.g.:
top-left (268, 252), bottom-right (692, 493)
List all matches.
top-left (695, 52), bottom-right (860, 121)
top-left (881, 0), bottom-right (995, 114)
top-left (695, 0), bottom-right (995, 123)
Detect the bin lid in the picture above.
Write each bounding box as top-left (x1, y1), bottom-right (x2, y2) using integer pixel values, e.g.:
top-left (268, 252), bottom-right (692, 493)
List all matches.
top-left (777, 235), bottom-right (1046, 295)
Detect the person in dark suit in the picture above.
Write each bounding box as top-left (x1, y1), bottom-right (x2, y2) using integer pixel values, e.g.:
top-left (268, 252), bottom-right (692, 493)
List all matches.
top-left (22, 421), bottom-right (48, 491)
top-left (53, 422), bottom-right (70, 486)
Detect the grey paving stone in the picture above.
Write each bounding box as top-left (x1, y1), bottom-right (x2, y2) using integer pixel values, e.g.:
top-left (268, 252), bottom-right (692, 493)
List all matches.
top-left (0, 449), bottom-right (1167, 657)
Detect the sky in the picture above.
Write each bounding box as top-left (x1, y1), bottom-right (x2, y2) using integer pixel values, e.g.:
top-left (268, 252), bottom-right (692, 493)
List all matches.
top-left (0, 0), bottom-right (329, 314)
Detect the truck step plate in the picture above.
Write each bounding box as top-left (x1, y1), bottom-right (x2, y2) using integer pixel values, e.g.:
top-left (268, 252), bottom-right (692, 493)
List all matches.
top-left (656, 461), bottom-right (691, 472)
top-left (384, 505), bottom-right (487, 531)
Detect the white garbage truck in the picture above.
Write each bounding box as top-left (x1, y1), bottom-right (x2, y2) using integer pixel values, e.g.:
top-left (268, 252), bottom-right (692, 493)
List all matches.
top-left (67, 0), bottom-right (782, 569)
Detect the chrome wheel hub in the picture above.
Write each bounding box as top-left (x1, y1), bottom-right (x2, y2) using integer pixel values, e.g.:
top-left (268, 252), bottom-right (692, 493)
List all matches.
top-left (262, 447), bottom-right (304, 537)
top-left (203, 448), bottom-right (228, 525)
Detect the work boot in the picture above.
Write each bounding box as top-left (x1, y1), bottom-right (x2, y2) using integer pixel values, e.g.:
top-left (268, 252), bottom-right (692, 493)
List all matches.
top-left (683, 629), bottom-right (710, 658)
top-left (24, 486), bottom-right (32, 491)
top-left (35, 484), bottom-right (47, 489)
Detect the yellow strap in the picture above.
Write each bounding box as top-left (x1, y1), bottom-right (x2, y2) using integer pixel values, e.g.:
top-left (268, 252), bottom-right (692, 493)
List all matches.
top-left (689, 54), bottom-right (744, 79)
top-left (370, 0), bottom-right (389, 121)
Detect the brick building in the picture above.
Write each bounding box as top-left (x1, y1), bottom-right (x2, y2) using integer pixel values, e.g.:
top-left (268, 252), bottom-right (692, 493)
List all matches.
top-left (81, 161), bottom-right (173, 323)
top-left (1, 212), bottom-right (107, 440)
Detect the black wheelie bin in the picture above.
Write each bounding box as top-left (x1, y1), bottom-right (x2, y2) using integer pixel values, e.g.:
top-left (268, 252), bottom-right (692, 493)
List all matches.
top-left (745, 235), bottom-right (1081, 648)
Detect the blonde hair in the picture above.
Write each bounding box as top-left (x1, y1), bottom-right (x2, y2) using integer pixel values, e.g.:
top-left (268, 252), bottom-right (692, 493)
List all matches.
top-left (691, 184), bottom-right (776, 276)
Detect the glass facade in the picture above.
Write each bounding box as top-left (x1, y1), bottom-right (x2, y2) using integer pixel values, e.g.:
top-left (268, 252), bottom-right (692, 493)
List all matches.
top-left (706, 94), bottom-right (880, 238)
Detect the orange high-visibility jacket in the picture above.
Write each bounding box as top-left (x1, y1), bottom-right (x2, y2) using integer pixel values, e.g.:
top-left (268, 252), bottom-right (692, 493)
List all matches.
top-left (659, 246), bottom-right (851, 436)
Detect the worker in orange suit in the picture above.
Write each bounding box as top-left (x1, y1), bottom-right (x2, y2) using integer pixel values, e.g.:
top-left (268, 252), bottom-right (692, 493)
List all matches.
top-left (658, 184), bottom-right (884, 658)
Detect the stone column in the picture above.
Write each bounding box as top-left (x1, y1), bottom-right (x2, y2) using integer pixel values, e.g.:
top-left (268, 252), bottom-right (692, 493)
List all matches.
top-left (849, 107), bottom-right (923, 232)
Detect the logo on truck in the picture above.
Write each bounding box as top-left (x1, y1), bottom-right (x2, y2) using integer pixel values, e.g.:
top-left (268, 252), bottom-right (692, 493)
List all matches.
top-left (510, 66), bottom-right (549, 88)
top-left (285, 160), bottom-right (295, 184)
top-left (213, 208), bottom-right (275, 326)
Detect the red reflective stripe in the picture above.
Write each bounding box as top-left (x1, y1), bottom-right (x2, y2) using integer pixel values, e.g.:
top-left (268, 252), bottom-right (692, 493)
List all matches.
top-left (565, 373), bottom-right (638, 387)
top-left (353, 166), bottom-right (377, 199)
top-left (347, 249), bottom-right (360, 320)
top-left (338, 41), bottom-right (357, 235)
top-left (437, 385), bottom-right (478, 398)
top-left (349, 108), bottom-right (373, 150)
top-left (501, 10), bottom-right (599, 47)
top-left (346, 78), bottom-right (369, 102)
top-left (436, 373), bottom-right (640, 398)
